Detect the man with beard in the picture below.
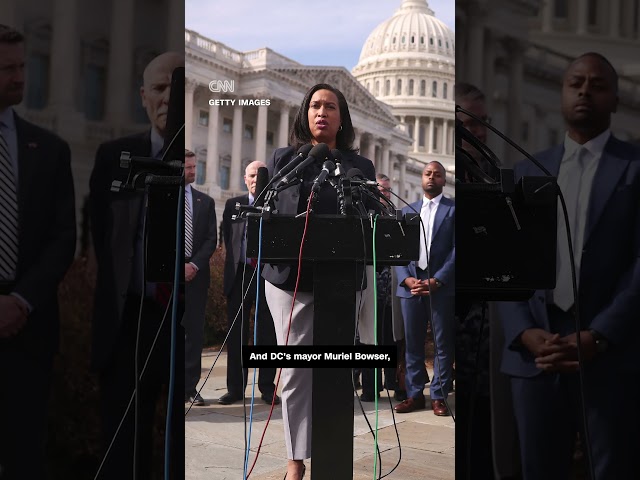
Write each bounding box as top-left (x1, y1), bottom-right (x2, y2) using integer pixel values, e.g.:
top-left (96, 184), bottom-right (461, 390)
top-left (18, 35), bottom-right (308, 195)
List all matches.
top-left (497, 52), bottom-right (640, 479)
top-left (394, 161), bottom-right (455, 415)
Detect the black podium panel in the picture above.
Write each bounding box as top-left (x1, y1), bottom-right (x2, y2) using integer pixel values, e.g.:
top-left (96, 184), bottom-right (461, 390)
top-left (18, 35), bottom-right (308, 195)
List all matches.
top-left (246, 214), bottom-right (418, 265)
top-left (246, 213), bottom-right (418, 479)
top-left (456, 177), bottom-right (557, 301)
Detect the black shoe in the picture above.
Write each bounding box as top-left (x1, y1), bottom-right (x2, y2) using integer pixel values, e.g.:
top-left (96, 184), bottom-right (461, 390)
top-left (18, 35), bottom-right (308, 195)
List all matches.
top-left (394, 390), bottom-right (407, 401)
top-left (360, 392), bottom-right (380, 402)
top-left (218, 392), bottom-right (242, 405)
top-left (187, 392), bottom-right (206, 406)
top-left (261, 392), bottom-right (281, 405)
top-left (284, 463), bottom-right (306, 479)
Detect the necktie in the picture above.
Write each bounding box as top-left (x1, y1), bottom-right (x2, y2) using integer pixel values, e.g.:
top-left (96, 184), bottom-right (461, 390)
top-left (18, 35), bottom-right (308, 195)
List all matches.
top-left (417, 201), bottom-right (434, 271)
top-left (553, 147), bottom-right (587, 311)
top-left (0, 130), bottom-right (18, 280)
top-left (185, 188), bottom-right (193, 258)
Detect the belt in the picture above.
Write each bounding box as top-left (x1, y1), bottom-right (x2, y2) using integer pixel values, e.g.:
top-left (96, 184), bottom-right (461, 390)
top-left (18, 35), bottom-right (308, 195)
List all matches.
top-left (185, 257), bottom-right (192, 263)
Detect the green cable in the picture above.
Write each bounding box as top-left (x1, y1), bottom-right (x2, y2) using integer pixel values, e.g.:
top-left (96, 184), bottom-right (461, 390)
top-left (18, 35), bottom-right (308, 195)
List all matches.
top-left (372, 214), bottom-right (379, 480)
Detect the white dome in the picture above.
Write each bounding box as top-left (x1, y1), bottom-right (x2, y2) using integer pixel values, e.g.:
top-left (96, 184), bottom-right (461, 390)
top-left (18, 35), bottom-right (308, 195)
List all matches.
top-left (358, 0), bottom-right (454, 63)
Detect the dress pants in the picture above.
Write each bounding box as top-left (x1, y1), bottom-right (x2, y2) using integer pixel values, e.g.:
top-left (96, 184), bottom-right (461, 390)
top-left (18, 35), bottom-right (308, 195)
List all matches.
top-left (0, 334), bottom-right (54, 480)
top-left (400, 269), bottom-right (455, 401)
top-left (264, 281), bottom-right (314, 460)
top-left (98, 295), bottom-right (184, 480)
top-left (225, 263), bottom-right (277, 397)
top-left (511, 306), bottom-right (640, 480)
top-left (183, 268), bottom-right (209, 396)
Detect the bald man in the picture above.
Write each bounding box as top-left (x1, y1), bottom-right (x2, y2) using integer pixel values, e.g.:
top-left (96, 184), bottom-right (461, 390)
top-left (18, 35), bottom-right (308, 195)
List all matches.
top-left (219, 161), bottom-right (279, 405)
top-left (89, 51), bottom-right (184, 478)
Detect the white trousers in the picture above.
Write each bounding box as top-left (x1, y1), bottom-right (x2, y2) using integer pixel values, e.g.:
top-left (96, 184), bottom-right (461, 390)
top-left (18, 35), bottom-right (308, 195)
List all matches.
top-left (264, 281), bottom-right (314, 460)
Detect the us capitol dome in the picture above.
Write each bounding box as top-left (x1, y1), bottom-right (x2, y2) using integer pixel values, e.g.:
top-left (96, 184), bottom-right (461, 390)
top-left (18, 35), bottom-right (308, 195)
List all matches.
top-left (353, 0), bottom-right (455, 173)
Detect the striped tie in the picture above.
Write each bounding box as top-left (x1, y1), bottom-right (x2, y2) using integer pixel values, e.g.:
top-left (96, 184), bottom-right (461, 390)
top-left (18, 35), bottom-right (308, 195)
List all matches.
top-left (185, 189), bottom-right (193, 258)
top-left (0, 130), bottom-right (18, 280)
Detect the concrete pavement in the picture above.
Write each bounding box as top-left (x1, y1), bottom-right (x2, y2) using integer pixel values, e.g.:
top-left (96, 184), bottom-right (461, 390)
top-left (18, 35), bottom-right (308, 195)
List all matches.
top-left (185, 351), bottom-right (455, 480)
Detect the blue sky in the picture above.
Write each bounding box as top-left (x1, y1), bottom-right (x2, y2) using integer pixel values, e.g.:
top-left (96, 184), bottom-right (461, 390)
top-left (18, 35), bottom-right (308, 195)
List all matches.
top-left (186, 0), bottom-right (455, 70)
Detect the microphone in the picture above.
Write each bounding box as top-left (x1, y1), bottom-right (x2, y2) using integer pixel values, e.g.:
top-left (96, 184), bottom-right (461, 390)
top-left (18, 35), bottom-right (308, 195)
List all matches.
top-left (271, 144), bottom-right (313, 182)
top-left (276, 143), bottom-right (330, 187)
top-left (253, 166), bottom-right (269, 207)
top-left (311, 160), bottom-right (336, 193)
top-left (346, 168), bottom-right (379, 186)
top-left (330, 149), bottom-right (346, 176)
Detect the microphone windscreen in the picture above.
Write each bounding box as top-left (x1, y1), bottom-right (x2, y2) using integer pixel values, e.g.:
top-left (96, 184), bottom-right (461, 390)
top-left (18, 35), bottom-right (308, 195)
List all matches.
top-left (330, 149), bottom-right (343, 164)
top-left (308, 143), bottom-right (330, 161)
top-left (346, 168), bottom-right (365, 180)
top-left (253, 167), bottom-right (269, 207)
top-left (297, 144), bottom-right (313, 156)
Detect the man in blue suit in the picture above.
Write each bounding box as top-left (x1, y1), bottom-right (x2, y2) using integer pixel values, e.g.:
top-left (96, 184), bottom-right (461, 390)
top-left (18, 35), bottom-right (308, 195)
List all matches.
top-left (497, 52), bottom-right (640, 479)
top-left (394, 161), bottom-right (455, 415)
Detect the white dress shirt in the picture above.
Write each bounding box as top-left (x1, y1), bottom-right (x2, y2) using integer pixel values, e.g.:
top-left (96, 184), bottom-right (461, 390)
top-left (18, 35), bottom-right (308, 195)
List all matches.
top-left (417, 192), bottom-right (442, 270)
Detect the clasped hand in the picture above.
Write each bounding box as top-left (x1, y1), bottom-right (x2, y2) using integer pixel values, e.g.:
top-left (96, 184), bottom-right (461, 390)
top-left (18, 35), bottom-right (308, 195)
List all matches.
top-left (520, 328), bottom-right (596, 373)
top-left (0, 295), bottom-right (28, 338)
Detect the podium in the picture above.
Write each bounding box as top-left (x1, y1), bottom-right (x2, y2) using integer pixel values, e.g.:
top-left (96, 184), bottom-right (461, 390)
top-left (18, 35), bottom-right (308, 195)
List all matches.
top-left (247, 213), bottom-right (418, 479)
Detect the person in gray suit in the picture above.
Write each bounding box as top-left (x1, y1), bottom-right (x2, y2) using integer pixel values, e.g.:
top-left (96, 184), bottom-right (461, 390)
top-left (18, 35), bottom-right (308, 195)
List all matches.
top-left (183, 149), bottom-right (217, 406)
top-left (219, 160), bottom-right (279, 406)
top-left (394, 161), bottom-right (455, 416)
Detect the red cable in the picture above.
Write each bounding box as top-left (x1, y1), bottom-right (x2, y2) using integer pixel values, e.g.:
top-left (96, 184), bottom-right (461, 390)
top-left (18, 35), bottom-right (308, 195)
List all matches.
top-left (247, 193), bottom-right (315, 478)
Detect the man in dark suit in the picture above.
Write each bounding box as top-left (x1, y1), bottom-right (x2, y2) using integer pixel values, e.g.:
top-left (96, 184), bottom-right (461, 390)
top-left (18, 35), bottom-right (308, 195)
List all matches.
top-left (183, 149), bottom-right (217, 406)
top-left (496, 52), bottom-right (640, 479)
top-left (219, 160), bottom-right (279, 405)
top-left (0, 25), bottom-right (76, 479)
top-left (394, 161), bottom-right (455, 415)
top-left (89, 51), bottom-right (184, 478)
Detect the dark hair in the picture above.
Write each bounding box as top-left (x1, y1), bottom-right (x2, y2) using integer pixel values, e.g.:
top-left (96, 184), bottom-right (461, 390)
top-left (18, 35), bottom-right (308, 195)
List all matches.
top-left (570, 52), bottom-right (619, 93)
top-left (289, 83), bottom-right (357, 153)
top-left (454, 83), bottom-right (485, 103)
top-left (0, 25), bottom-right (24, 44)
top-left (184, 149), bottom-right (196, 158)
top-left (427, 160), bottom-right (446, 174)
top-left (376, 173), bottom-right (390, 182)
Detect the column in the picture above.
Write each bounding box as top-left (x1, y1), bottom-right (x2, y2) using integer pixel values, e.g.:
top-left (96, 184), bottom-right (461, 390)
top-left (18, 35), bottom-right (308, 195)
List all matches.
top-left (0, 3), bottom-right (20, 29)
top-left (428, 117), bottom-right (434, 154)
top-left (255, 104), bottom-right (268, 163)
top-left (278, 103), bottom-right (289, 147)
top-left (105, 0), bottom-right (134, 126)
top-left (442, 120), bottom-right (448, 155)
top-left (413, 117), bottom-right (420, 152)
top-left (49, 0), bottom-right (79, 112)
top-left (381, 142), bottom-right (390, 176)
top-left (167, 0), bottom-right (184, 52)
top-left (466, 3), bottom-right (485, 83)
top-left (398, 156), bottom-right (406, 198)
top-left (367, 137), bottom-right (376, 166)
top-left (229, 104), bottom-right (243, 190)
top-left (482, 33), bottom-right (496, 115)
top-left (541, 0), bottom-right (553, 32)
top-left (354, 130), bottom-right (361, 152)
top-left (505, 39), bottom-right (524, 167)
top-left (184, 79), bottom-right (196, 150)
top-left (576, 0), bottom-right (588, 34)
top-left (610, 0), bottom-right (621, 37)
top-left (206, 102), bottom-right (219, 187)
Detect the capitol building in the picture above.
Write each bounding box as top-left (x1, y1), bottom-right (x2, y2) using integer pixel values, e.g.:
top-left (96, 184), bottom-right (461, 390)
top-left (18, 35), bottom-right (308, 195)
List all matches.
top-left (185, 0), bottom-right (456, 223)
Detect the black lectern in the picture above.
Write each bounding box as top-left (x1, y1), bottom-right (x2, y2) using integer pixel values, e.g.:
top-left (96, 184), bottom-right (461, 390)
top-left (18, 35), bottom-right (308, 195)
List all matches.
top-left (247, 214), bottom-right (418, 479)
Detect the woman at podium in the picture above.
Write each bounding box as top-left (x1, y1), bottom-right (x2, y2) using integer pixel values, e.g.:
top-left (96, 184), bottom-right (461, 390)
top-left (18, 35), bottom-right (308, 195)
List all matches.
top-left (263, 83), bottom-right (376, 479)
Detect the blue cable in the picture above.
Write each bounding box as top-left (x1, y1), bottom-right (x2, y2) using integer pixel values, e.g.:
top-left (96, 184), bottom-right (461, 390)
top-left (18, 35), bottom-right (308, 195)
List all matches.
top-left (372, 214), bottom-right (380, 480)
top-left (243, 216), bottom-right (264, 479)
top-left (164, 183), bottom-right (184, 479)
